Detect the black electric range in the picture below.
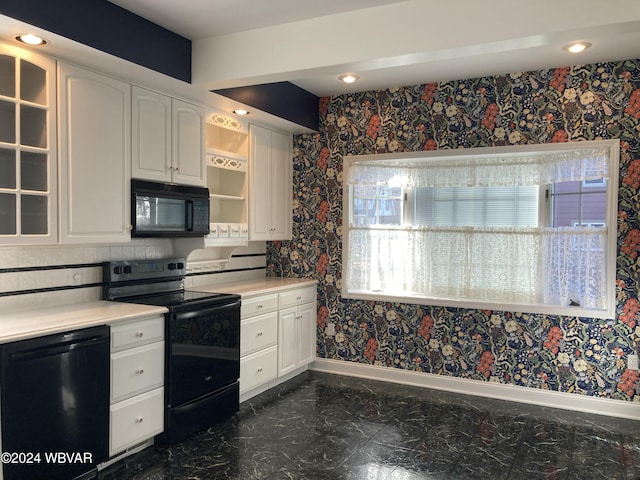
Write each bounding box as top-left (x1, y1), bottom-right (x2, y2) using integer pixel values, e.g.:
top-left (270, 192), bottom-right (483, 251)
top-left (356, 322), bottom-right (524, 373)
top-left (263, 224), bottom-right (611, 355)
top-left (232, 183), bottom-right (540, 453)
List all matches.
top-left (103, 257), bottom-right (241, 444)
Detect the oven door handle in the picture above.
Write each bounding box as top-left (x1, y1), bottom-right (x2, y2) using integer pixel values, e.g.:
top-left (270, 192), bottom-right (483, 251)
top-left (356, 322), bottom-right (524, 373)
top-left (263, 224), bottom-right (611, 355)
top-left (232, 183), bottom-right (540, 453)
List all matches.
top-left (173, 301), bottom-right (241, 321)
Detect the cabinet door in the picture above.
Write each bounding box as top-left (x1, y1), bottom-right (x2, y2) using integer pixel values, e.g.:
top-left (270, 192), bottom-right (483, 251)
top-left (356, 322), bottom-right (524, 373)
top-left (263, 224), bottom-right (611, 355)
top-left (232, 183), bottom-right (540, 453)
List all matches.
top-left (131, 86), bottom-right (172, 182)
top-left (297, 301), bottom-right (316, 366)
top-left (0, 44), bottom-right (57, 244)
top-left (277, 306), bottom-right (297, 377)
top-left (58, 62), bottom-right (131, 243)
top-left (248, 124), bottom-right (273, 239)
top-left (249, 124), bottom-right (292, 240)
top-left (270, 130), bottom-right (292, 239)
top-left (172, 99), bottom-right (205, 186)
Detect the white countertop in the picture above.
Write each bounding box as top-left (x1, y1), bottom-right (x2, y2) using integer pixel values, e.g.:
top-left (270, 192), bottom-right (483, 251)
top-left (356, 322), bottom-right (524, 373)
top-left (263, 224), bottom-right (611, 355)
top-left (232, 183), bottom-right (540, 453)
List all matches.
top-left (0, 278), bottom-right (316, 343)
top-left (0, 301), bottom-right (168, 344)
top-left (195, 277), bottom-right (317, 297)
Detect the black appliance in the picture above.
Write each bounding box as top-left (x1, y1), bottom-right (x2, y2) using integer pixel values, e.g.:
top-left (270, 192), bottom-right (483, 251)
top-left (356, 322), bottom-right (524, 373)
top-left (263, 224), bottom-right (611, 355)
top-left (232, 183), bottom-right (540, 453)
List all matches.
top-left (0, 326), bottom-right (110, 480)
top-left (103, 257), bottom-right (241, 444)
top-left (131, 179), bottom-right (210, 237)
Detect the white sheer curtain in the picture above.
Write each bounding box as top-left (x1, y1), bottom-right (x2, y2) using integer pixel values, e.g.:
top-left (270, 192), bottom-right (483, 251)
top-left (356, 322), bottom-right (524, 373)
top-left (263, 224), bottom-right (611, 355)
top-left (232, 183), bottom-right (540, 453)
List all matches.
top-left (345, 145), bottom-right (610, 310)
top-left (347, 147), bottom-right (609, 187)
top-left (348, 226), bottom-right (539, 302)
top-left (541, 227), bottom-right (607, 309)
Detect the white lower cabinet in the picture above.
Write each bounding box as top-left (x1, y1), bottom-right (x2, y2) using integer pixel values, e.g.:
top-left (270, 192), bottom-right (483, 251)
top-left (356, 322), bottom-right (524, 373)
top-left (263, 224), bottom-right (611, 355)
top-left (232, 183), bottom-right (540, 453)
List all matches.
top-left (240, 345), bottom-right (278, 393)
top-left (111, 342), bottom-right (164, 402)
top-left (239, 294), bottom-right (278, 395)
top-left (238, 284), bottom-right (316, 401)
top-left (109, 316), bottom-right (165, 456)
top-left (278, 287), bottom-right (316, 377)
top-left (110, 389), bottom-right (164, 456)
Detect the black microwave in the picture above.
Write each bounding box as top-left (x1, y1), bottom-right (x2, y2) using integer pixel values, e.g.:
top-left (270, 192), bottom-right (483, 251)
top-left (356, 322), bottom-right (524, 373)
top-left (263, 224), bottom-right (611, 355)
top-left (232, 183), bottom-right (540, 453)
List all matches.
top-left (131, 179), bottom-right (210, 237)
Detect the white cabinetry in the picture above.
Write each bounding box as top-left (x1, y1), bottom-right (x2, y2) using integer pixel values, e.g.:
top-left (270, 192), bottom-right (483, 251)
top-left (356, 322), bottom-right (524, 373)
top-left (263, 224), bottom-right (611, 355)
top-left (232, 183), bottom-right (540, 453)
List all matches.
top-left (0, 44), bottom-right (57, 244)
top-left (248, 124), bottom-right (292, 240)
top-left (58, 62), bottom-right (131, 244)
top-left (172, 99), bottom-right (205, 186)
top-left (278, 287), bottom-right (316, 376)
top-left (131, 86), bottom-right (205, 186)
top-left (239, 294), bottom-right (279, 395)
top-left (109, 316), bottom-right (164, 457)
top-left (237, 283), bottom-right (316, 401)
top-left (131, 86), bottom-right (170, 182)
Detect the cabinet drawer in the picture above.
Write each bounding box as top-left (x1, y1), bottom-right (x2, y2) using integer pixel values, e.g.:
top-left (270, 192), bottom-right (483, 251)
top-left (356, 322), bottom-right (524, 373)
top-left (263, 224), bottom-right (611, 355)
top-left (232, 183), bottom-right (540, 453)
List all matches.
top-left (279, 287), bottom-right (316, 309)
top-left (111, 342), bottom-right (164, 403)
top-left (241, 294), bottom-right (278, 318)
top-left (240, 346), bottom-right (277, 393)
top-left (241, 312), bottom-right (277, 356)
top-left (110, 387), bottom-right (164, 456)
top-left (111, 316), bottom-right (164, 351)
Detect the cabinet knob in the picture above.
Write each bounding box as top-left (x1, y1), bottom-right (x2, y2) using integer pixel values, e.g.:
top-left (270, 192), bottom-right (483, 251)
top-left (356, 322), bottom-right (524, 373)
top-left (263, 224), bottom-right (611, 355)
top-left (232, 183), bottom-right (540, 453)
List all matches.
top-left (127, 224), bottom-right (133, 231)
top-left (296, 296), bottom-right (302, 301)
top-left (257, 331), bottom-right (263, 337)
top-left (136, 368), bottom-right (144, 375)
top-left (135, 417), bottom-right (144, 424)
top-left (257, 367), bottom-right (263, 373)
top-left (135, 332), bottom-right (144, 338)
top-left (257, 304), bottom-right (263, 309)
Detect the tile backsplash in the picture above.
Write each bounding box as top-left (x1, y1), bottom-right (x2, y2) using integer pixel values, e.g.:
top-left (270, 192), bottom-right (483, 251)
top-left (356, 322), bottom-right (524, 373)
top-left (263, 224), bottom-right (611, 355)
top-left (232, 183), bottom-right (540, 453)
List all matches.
top-left (0, 238), bottom-right (174, 311)
top-left (0, 239), bottom-right (268, 311)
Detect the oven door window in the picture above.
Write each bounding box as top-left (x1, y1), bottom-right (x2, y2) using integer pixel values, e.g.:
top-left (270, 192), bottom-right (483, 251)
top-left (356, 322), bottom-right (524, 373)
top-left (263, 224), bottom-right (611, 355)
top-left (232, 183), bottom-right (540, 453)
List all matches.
top-left (135, 194), bottom-right (187, 232)
top-left (169, 303), bottom-right (240, 407)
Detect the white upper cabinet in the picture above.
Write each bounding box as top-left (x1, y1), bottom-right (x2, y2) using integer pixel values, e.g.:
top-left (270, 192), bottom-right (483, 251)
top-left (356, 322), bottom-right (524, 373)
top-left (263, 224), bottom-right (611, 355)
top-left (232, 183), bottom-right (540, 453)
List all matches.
top-left (0, 44), bottom-right (57, 244)
top-left (172, 99), bottom-right (205, 186)
top-left (131, 86), bottom-right (171, 182)
top-left (248, 124), bottom-right (292, 240)
top-left (58, 62), bottom-right (131, 244)
top-left (132, 86), bottom-right (205, 187)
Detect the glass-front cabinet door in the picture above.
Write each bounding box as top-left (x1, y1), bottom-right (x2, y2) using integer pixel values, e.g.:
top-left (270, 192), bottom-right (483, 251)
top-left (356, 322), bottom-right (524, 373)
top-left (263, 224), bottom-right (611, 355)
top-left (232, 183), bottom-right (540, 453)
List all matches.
top-left (0, 44), bottom-right (56, 244)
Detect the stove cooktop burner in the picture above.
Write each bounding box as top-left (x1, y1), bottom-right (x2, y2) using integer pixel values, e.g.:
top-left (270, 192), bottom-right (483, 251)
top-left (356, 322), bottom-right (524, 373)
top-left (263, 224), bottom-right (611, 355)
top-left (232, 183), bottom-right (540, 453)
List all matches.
top-left (117, 290), bottom-right (237, 309)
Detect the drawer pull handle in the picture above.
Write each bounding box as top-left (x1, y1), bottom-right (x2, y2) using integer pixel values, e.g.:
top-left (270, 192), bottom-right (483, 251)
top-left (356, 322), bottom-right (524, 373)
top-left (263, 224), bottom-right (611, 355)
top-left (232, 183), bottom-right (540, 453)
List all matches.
top-left (136, 369), bottom-right (144, 375)
top-left (257, 368), bottom-right (263, 373)
top-left (296, 296), bottom-right (302, 301)
top-left (204, 376), bottom-right (212, 382)
top-left (135, 417), bottom-right (144, 424)
top-left (135, 332), bottom-right (144, 338)
top-left (257, 331), bottom-right (263, 337)
top-left (257, 304), bottom-right (263, 309)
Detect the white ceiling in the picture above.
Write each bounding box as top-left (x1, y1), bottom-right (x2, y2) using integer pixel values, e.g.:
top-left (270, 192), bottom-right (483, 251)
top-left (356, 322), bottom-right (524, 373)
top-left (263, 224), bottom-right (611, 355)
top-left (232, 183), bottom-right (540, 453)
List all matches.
top-left (110, 0), bottom-right (407, 39)
top-left (108, 0), bottom-right (640, 97)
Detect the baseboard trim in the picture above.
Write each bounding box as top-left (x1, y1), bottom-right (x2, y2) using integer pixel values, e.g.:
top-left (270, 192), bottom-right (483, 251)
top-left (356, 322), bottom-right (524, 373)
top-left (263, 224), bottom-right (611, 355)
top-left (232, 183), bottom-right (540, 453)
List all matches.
top-left (310, 358), bottom-right (640, 421)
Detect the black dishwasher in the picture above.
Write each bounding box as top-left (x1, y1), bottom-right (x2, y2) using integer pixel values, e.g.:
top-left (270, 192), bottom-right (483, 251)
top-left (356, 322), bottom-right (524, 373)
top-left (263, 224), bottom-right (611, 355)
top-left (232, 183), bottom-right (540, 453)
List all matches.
top-left (0, 325), bottom-right (110, 480)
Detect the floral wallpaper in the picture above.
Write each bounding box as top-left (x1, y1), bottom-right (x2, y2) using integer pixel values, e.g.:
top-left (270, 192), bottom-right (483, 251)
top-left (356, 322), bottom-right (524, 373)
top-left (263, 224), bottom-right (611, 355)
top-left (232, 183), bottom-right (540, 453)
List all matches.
top-left (267, 60), bottom-right (640, 402)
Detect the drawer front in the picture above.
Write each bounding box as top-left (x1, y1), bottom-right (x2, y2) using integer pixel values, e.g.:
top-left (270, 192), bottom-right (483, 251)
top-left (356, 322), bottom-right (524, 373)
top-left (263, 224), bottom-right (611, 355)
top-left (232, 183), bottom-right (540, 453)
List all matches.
top-left (111, 316), bottom-right (164, 351)
top-left (279, 287), bottom-right (316, 309)
top-left (241, 312), bottom-right (277, 356)
top-left (241, 294), bottom-right (278, 319)
top-left (240, 346), bottom-right (277, 393)
top-left (111, 342), bottom-right (164, 402)
top-left (110, 387), bottom-right (164, 456)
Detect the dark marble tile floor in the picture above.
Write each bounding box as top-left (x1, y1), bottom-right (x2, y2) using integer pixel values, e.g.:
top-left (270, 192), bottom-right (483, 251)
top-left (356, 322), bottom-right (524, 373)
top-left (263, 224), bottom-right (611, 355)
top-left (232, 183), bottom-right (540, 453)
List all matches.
top-left (98, 371), bottom-right (640, 480)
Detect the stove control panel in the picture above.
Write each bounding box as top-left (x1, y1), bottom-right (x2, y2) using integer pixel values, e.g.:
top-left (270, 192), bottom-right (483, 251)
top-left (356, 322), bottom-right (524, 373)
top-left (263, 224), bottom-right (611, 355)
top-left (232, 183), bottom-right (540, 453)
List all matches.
top-left (105, 258), bottom-right (187, 283)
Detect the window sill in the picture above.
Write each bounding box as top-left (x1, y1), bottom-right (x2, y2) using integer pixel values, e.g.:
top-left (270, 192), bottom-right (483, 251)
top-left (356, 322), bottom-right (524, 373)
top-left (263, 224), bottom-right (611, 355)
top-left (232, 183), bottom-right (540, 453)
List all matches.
top-left (342, 289), bottom-right (615, 320)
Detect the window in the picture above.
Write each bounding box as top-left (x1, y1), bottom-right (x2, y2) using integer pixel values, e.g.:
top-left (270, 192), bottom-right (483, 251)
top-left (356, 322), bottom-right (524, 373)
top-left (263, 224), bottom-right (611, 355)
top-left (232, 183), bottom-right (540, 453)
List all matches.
top-left (342, 140), bottom-right (619, 319)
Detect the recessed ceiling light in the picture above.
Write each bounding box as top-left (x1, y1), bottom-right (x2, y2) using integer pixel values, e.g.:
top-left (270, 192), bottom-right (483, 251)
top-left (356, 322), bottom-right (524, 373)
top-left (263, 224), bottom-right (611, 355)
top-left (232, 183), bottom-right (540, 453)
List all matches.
top-left (339, 74), bottom-right (360, 84)
top-left (15, 34), bottom-right (48, 46)
top-left (564, 41), bottom-right (591, 53)
top-left (233, 109), bottom-right (249, 115)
